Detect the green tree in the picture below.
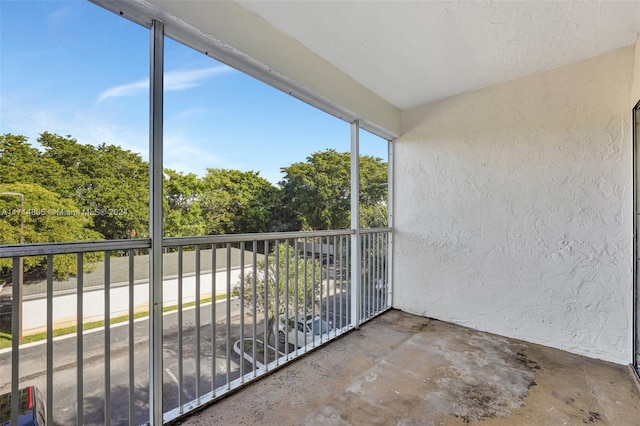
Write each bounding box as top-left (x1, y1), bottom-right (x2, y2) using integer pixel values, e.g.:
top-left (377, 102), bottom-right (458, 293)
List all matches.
top-left (231, 243), bottom-right (320, 342)
top-left (279, 149), bottom-right (387, 230)
top-left (0, 183), bottom-right (102, 279)
top-left (0, 133), bottom-right (65, 187)
top-left (163, 169), bottom-right (205, 237)
top-left (200, 169), bottom-right (279, 235)
top-left (38, 132), bottom-right (149, 239)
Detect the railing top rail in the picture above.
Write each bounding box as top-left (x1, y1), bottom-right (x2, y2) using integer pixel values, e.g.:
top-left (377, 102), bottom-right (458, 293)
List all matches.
top-left (0, 239), bottom-right (151, 257)
top-left (163, 229), bottom-right (356, 247)
top-left (0, 229), bottom-right (370, 257)
top-left (360, 227), bottom-right (392, 234)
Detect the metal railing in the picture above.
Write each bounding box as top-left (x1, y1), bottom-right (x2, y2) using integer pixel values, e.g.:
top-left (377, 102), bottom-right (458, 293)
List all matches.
top-left (360, 229), bottom-right (390, 323)
top-left (0, 228), bottom-right (391, 425)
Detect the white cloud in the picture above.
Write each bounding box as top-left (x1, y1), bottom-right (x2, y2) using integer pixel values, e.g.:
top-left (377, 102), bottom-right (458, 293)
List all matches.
top-left (165, 66), bottom-right (233, 90)
top-left (98, 79), bottom-right (148, 102)
top-left (98, 65), bottom-right (234, 102)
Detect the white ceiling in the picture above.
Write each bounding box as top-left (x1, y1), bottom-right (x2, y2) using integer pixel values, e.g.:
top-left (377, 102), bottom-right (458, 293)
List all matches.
top-left (238, 1), bottom-right (640, 110)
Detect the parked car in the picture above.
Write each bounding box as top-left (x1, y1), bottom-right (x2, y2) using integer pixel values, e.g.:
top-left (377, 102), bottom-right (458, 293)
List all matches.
top-left (275, 313), bottom-right (333, 348)
top-left (0, 386), bottom-right (47, 426)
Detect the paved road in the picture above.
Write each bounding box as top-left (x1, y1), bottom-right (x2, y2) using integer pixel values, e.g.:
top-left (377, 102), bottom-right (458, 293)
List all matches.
top-left (0, 298), bottom-right (245, 425)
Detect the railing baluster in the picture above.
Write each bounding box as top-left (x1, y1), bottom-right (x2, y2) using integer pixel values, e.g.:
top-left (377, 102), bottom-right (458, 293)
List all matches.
top-left (178, 246), bottom-right (184, 412)
top-left (293, 238), bottom-right (299, 354)
top-left (376, 232), bottom-right (381, 314)
top-left (46, 255), bottom-right (53, 424)
top-left (239, 242), bottom-right (245, 381)
top-left (225, 243), bottom-right (231, 389)
top-left (311, 238), bottom-right (316, 346)
top-left (378, 232), bottom-right (383, 314)
top-left (128, 250), bottom-right (135, 426)
top-left (332, 235), bottom-right (337, 337)
top-left (263, 241), bottom-right (269, 369)
top-left (384, 232), bottom-right (388, 309)
top-left (383, 232), bottom-right (387, 311)
top-left (284, 239), bottom-right (289, 356)
top-left (319, 238), bottom-right (324, 343)
top-left (348, 236), bottom-right (351, 325)
top-left (346, 236), bottom-right (350, 328)
top-left (252, 241), bottom-right (257, 377)
top-left (380, 232), bottom-right (388, 310)
top-left (378, 232), bottom-right (382, 310)
top-left (104, 251), bottom-right (111, 426)
top-left (377, 233), bottom-right (380, 312)
top-left (368, 234), bottom-right (373, 317)
top-left (10, 257), bottom-right (19, 426)
top-left (376, 233), bottom-right (379, 315)
top-left (373, 232), bottom-right (377, 312)
top-left (368, 234), bottom-right (371, 317)
top-left (326, 237), bottom-right (331, 340)
top-left (338, 236), bottom-right (343, 330)
top-left (347, 236), bottom-right (351, 327)
top-left (195, 245), bottom-right (201, 402)
top-left (274, 239), bottom-right (280, 363)
top-left (380, 232), bottom-right (389, 310)
top-left (211, 244), bottom-right (217, 395)
top-left (371, 233), bottom-right (379, 315)
top-left (360, 235), bottom-right (363, 322)
top-left (362, 235), bottom-right (366, 320)
top-left (303, 238), bottom-right (308, 349)
top-left (76, 253), bottom-right (84, 426)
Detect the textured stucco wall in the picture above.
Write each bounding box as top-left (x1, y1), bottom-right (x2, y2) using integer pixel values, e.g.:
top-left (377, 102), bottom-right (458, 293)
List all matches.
top-left (394, 47), bottom-right (635, 364)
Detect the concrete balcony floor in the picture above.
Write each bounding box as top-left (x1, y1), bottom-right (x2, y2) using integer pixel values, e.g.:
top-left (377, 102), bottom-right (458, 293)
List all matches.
top-left (181, 310), bottom-right (640, 425)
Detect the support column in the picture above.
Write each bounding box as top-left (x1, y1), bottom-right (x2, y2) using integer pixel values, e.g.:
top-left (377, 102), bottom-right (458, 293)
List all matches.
top-left (387, 140), bottom-right (394, 308)
top-left (350, 121), bottom-right (361, 328)
top-left (634, 102), bottom-right (640, 374)
top-left (149, 19), bottom-right (164, 426)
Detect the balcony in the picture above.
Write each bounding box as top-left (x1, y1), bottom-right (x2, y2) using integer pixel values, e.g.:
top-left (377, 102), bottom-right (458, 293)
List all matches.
top-left (2, 1), bottom-right (640, 425)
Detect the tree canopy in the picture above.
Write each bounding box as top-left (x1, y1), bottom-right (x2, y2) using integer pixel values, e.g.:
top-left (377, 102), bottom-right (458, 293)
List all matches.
top-left (1, 132), bottom-right (149, 240)
top-left (279, 149), bottom-right (388, 230)
top-left (0, 182), bottom-right (102, 278)
top-left (163, 169), bottom-right (205, 238)
top-left (1, 132), bottom-right (388, 280)
top-left (38, 132), bottom-right (149, 240)
top-left (200, 168), bottom-right (279, 235)
top-left (0, 133), bottom-right (65, 188)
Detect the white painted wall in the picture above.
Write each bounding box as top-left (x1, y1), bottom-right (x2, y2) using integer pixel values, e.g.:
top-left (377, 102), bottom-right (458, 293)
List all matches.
top-left (394, 46), bottom-right (636, 364)
top-left (21, 268), bottom-right (244, 335)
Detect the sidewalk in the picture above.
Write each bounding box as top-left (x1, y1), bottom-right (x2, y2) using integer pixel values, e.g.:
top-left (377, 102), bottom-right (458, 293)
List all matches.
top-left (0, 247), bottom-right (251, 299)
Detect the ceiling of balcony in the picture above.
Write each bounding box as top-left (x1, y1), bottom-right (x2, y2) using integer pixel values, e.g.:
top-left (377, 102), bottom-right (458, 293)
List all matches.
top-left (237, 0), bottom-right (640, 110)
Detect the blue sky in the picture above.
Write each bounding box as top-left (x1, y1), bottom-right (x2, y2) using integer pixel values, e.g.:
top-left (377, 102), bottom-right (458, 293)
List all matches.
top-left (0, 0), bottom-right (388, 184)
